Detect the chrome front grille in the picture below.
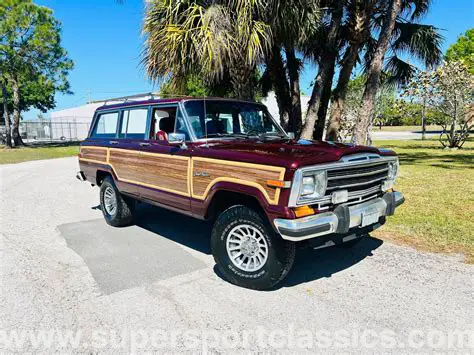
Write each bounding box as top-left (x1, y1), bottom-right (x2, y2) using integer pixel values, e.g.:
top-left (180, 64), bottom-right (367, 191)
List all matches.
top-left (318, 160), bottom-right (390, 210)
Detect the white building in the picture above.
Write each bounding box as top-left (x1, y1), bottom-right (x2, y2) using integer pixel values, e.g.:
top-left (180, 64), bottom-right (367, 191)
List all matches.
top-left (50, 91), bottom-right (311, 140)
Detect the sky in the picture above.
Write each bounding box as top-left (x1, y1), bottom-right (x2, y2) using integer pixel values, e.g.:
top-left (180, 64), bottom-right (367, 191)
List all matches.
top-left (26, 0), bottom-right (474, 120)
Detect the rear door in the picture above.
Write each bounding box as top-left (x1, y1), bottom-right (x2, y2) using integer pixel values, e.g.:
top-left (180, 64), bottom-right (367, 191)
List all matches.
top-left (107, 106), bottom-right (151, 196)
top-left (136, 104), bottom-right (192, 212)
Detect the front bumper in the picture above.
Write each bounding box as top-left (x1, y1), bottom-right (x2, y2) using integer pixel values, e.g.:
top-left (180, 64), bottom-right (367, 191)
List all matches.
top-left (274, 191), bottom-right (405, 241)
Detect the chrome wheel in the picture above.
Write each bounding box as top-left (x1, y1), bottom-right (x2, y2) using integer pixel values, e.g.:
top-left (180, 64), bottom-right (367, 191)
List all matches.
top-left (103, 186), bottom-right (117, 216)
top-left (226, 224), bottom-right (269, 272)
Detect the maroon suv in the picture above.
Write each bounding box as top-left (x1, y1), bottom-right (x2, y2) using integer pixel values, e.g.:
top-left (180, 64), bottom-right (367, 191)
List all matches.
top-left (77, 97), bottom-right (404, 290)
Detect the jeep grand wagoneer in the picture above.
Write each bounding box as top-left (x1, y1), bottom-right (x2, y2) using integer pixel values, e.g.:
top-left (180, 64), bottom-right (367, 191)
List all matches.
top-left (77, 97), bottom-right (404, 290)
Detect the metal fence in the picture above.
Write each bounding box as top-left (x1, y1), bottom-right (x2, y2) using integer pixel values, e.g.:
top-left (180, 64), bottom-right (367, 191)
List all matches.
top-left (0, 120), bottom-right (91, 144)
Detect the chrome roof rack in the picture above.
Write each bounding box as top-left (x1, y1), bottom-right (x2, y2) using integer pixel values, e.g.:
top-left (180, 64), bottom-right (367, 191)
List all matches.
top-left (98, 92), bottom-right (159, 106)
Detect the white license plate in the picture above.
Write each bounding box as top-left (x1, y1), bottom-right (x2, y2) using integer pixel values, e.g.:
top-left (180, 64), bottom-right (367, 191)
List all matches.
top-left (361, 210), bottom-right (379, 227)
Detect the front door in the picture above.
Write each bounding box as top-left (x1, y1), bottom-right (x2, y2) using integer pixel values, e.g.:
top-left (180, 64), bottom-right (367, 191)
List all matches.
top-left (136, 105), bottom-right (191, 212)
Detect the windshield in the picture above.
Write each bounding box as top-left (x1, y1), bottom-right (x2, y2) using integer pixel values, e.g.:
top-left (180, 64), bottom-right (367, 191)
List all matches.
top-left (182, 100), bottom-right (286, 140)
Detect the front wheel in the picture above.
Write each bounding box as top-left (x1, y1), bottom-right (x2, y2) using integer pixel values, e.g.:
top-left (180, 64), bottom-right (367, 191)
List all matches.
top-left (100, 176), bottom-right (135, 227)
top-left (211, 205), bottom-right (295, 290)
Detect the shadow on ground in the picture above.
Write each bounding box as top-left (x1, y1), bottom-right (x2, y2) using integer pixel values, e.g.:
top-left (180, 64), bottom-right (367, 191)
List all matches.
top-left (134, 203), bottom-right (383, 288)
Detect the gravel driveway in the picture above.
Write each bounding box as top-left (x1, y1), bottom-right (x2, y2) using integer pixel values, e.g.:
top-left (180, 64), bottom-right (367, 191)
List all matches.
top-left (1, 157), bottom-right (473, 353)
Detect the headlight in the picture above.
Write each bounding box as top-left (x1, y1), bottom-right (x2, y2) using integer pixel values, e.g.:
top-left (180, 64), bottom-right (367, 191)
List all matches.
top-left (387, 160), bottom-right (399, 181)
top-left (300, 170), bottom-right (327, 199)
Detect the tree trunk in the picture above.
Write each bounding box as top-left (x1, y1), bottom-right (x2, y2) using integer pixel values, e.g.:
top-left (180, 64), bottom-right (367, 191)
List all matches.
top-left (11, 74), bottom-right (24, 147)
top-left (300, 1), bottom-right (344, 140)
top-left (1, 78), bottom-right (12, 148)
top-left (352, 0), bottom-right (401, 145)
top-left (267, 45), bottom-right (291, 129)
top-left (314, 62), bottom-right (335, 140)
top-left (285, 47), bottom-right (302, 136)
top-left (421, 96), bottom-right (427, 140)
top-left (230, 63), bottom-right (255, 101)
top-left (326, 41), bottom-right (361, 141)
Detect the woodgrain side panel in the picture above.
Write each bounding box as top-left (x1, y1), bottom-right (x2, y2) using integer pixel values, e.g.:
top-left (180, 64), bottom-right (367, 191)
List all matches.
top-left (79, 146), bottom-right (287, 205)
top-left (192, 158), bottom-right (285, 205)
top-left (109, 149), bottom-right (142, 182)
top-left (80, 147), bottom-right (107, 163)
top-left (135, 153), bottom-right (189, 195)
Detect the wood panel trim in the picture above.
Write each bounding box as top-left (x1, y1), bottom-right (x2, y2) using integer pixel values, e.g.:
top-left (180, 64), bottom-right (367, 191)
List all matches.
top-left (79, 146), bottom-right (286, 205)
top-left (190, 157), bottom-right (286, 205)
top-left (108, 148), bottom-right (190, 197)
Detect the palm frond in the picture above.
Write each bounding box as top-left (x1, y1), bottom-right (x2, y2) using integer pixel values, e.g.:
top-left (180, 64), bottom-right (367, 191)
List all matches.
top-left (391, 20), bottom-right (444, 68)
top-left (384, 54), bottom-right (417, 87)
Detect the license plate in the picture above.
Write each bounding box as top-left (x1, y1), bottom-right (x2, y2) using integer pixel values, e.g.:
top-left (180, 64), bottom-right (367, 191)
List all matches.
top-left (361, 210), bottom-right (379, 227)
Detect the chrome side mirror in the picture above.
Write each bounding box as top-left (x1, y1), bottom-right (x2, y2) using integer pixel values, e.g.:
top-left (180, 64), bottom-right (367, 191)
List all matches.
top-left (287, 132), bottom-right (295, 139)
top-left (168, 133), bottom-right (187, 149)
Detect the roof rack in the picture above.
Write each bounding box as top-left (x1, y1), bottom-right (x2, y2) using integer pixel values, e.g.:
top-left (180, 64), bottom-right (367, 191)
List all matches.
top-left (96, 92), bottom-right (159, 106)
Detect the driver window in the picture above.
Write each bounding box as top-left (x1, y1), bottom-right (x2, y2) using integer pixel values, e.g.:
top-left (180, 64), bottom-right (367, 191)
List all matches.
top-left (149, 107), bottom-right (176, 141)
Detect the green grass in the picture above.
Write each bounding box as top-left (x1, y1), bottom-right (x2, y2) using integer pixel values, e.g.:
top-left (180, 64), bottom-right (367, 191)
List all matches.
top-left (0, 144), bottom-right (79, 164)
top-left (372, 139), bottom-right (474, 263)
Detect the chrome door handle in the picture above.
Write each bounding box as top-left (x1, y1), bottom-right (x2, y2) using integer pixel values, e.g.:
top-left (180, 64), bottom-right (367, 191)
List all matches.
top-left (139, 142), bottom-right (151, 147)
top-left (109, 140), bottom-right (118, 145)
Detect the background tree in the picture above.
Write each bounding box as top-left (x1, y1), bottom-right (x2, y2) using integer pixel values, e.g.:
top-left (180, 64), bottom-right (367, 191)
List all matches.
top-left (428, 61), bottom-right (474, 148)
top-left (0, 0), bottom-right (73, 146)
top-left (142, 0), bottom-right (271, 101)
top-left (326, 0), bottom-right (442, 142)
top-left (300, 0), bottom-right (344, 140)
top-left (445, 28), bottom-right (474, 74)
top-left (401, 69), bottom-right (435, 139)
top-left (351, 0), bottom-right (443, 145)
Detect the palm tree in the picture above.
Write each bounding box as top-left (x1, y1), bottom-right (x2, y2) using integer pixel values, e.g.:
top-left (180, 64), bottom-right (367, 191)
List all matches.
top-left (352, 0), bottom-right (442, 145)
top-left (266, 0), bottom-right (320, 133)
top-left (300, 0), bottom-right (344, 140)
top-left (142, 0), bottom-right (271, 100)
top-left (326, 0), bottom-right (443, 142)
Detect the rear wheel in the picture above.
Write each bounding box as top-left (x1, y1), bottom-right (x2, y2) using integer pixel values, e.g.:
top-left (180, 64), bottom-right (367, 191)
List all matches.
top-left (211, 205), bottom-right (295, 290)
top-left (99, 176), bottom-right (135, 227)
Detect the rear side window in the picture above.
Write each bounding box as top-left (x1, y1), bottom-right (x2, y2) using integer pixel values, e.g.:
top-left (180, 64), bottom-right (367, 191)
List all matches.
top-left (119, 108), bottom-right (149, 139)
top-left (91, 112), bottom-right (119, 138)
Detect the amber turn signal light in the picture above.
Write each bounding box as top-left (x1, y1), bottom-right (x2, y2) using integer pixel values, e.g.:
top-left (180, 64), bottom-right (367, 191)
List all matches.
top-left (266, 180), bottom-right (291, 188)
top-left (294, 205), bottom-right (315, 218)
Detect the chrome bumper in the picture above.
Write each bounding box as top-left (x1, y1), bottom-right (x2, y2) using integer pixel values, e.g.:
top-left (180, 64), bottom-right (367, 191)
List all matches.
top-left (274, 191), bottom-right (405, 241)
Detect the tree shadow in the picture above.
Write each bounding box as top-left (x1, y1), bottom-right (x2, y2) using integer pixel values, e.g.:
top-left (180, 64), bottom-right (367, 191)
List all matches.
top-left (131, 202), bottom-right (383, 287)
top-left (396, 151), bottom-right (474, 169)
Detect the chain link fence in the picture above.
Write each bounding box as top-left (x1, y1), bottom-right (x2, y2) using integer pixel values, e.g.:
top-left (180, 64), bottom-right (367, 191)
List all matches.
top-left (0, 120), bottom-right (91, 144)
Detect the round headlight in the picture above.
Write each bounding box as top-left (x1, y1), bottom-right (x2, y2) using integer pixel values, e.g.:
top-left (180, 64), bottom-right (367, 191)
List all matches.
top-left (388, 160), bottom-right (399, 180)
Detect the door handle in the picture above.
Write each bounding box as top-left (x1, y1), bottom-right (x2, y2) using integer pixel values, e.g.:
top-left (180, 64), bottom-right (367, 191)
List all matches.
top-left (109, 140), bottom-right (118, 145)
top-left (139, 142), bottom-right (151, 147)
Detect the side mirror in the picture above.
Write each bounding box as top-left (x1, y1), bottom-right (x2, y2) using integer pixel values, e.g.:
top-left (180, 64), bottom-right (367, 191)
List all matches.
top-left (168, 132), bottom-right (185, 143)
top-left (287, 132), bottom-right (295, 139)
top-left (168, 132), bottom-right (187, 149)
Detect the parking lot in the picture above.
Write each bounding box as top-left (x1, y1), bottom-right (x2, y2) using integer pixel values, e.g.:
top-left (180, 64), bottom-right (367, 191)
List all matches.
top-left (1, 157), bottom-right (473, 352)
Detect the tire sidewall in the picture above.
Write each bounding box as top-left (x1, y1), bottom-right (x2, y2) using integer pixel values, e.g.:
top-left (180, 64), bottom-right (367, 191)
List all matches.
top-left (212, 206), bottom-right (292, 289)
top-left (100, 178), bottom-right (122, 224)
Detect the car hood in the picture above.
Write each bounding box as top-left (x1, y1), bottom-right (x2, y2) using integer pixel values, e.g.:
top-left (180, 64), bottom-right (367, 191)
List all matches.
top-left (192, 138), bottom-right (395, 169)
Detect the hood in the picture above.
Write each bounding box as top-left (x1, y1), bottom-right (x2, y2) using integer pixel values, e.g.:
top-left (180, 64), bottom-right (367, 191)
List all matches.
top-left (191, 138), bottom-right (395, 169)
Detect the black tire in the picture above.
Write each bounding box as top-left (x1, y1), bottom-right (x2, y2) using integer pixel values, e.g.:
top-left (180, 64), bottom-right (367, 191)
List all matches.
top-left (99, 176), bottom-right (135, 227)
top-left (211, 205), bottom-right (295, 290)
top-left (335, 235), bottom-right (364, 248)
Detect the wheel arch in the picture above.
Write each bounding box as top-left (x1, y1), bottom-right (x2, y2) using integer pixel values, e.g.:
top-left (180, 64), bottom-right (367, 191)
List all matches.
top-left (205, 188), bottom-right (269, 223)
